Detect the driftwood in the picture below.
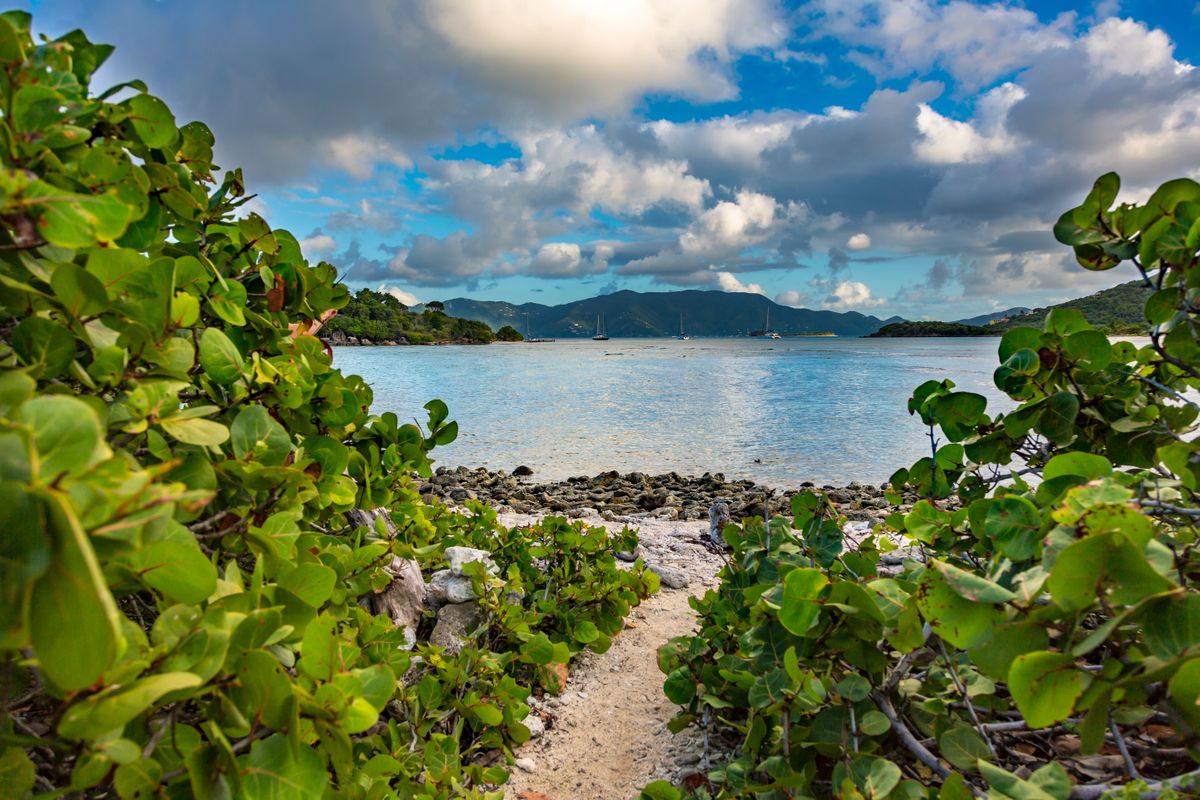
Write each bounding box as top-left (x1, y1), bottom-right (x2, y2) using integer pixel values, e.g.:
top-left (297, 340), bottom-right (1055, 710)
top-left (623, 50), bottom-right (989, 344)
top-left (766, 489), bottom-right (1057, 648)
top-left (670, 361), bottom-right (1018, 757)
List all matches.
top-left (346, 508), bottom-right (425, 648)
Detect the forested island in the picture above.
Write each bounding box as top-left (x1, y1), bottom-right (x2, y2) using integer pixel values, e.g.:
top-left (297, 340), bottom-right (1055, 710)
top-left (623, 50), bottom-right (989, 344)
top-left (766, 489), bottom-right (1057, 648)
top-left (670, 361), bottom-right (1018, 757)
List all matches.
top-left (324, 288), bottom-right (524, 344)
top-left (869, 321), bottom-right (994, 337)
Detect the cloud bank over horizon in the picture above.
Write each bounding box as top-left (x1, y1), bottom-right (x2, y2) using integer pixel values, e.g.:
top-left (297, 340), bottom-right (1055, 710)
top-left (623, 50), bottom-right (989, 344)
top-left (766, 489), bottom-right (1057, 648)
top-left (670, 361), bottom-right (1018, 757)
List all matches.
top-left (30, 0), bottom-right (1200, 319)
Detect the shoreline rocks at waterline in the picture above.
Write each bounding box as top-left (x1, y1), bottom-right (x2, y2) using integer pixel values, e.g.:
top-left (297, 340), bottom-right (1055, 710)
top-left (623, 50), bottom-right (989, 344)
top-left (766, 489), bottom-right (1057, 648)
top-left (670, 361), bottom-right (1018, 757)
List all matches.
top-left (418, 466), bottom-right (911, 528)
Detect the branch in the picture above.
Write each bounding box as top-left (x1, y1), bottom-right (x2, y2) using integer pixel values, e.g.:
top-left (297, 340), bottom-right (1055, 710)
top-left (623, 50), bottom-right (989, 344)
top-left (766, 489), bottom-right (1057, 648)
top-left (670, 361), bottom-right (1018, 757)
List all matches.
top-left (1069, 767), bottom-right (1200, 800)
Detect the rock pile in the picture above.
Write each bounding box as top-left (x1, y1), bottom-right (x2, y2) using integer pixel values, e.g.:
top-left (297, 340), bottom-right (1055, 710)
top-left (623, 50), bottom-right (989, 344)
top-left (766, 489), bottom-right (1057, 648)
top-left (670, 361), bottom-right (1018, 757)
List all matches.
top-left (420, 466), bottom-right (908, 527)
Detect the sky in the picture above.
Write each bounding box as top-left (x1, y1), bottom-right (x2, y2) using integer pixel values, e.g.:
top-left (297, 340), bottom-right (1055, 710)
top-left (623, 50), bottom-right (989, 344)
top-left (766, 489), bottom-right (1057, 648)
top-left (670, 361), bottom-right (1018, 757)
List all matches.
top-left (25, 0), bottom-right (1200, 320)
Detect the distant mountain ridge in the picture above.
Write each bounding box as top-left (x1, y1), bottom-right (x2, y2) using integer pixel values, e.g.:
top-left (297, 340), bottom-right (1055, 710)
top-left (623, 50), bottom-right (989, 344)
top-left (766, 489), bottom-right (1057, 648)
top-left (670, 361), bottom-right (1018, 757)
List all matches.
top-left (442, 290), bottom-right (903, 338)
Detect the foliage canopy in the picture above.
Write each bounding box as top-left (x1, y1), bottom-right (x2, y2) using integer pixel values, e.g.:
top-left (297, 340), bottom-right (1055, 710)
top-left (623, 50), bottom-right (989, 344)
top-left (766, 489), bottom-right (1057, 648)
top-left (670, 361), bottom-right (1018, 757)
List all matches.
top-left (650, 171), bottom-right (1200, 799)
top-left (0, 13), bottom-right (654, 798)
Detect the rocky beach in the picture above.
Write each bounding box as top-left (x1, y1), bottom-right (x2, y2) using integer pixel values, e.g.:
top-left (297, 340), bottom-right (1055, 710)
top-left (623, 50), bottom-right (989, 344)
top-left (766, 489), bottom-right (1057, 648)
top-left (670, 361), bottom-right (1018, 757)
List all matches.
top-left (417, 466), bottom-right (902, 527)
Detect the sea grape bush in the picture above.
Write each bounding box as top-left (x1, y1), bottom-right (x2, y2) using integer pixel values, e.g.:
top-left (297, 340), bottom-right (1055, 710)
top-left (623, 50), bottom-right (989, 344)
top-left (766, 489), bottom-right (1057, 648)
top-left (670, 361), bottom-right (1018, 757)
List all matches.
top-left (649, 172), bottom-right (1200, 800)
top-left (0, 14), bottom-right (655, 798)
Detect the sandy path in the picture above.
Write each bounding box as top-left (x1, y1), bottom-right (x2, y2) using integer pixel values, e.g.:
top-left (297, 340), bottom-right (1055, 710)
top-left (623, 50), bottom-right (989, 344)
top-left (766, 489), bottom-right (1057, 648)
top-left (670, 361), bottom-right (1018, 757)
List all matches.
top-left (498, 514), bottom-right (725, 800)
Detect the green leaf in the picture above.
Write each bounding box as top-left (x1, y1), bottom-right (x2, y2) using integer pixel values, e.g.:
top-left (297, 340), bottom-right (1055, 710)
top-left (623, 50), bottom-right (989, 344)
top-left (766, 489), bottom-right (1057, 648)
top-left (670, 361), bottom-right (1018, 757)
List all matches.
top-left (977, 761), bottom-right (1058, 800)
top-left (663, 667), bottom-right (695, 705)
top-left (21, 395), bottom-right (109, 482)
top-left (779, 567), bottom-right (828, 636)
top-left (114, 758), bottom-right (163, 800)
top-left (239, 735), bottom-right (328, 800)
top-left (278, 563), bottom-right (336, 608)
top-left (130, 539), bottom-right (217, 604)
top-left (198, 328), bottom-right (245, 386)
top-left (51, 262), bottom-right (109, 318)
top-left (522, 633), bottom-right (555, 665)
top-left (12, 316), bottom-right (76, 379)
top-left (159, 416), bottom-right (229, 447)
top-left (640, 780), bottom-right (682, 800)
top-left (969, 622), bottom-right (1049, 683)
top-left (31, 493), bottom-right (123, 690)
top-left (932, 392), bottom-right (987, 442)
top-left (573, 619), bottom-right (599, 644)
top-left (1038, 392), bottom-right (1079, 444)
top-left (984, 496), bottom-right (1041, 561)
top-left (939, 727), bottom-right (989, 771)
top-left (1007, 652), bottom-right (1084, 728)
top-left (1042, 453), bottom-right (1111, 482)
top-left (125, 93), bottom-right (177, 148)
top-left (208, 279), bottom-right (247, 326)
top-left (1143, 594), bottom-right (1200, 661)
top-left (1063, 330), bottom-right (1111, 371)
top-left (850, 757), bottom-right (902, 799)
top-left (0, 747), bottom-right (36, 798)
top-left (915, 566), bottom-right (1001, 649)
top-left (1044, 308), bottom-right (1090, 336)
top-left (860, 710), bottom-right (890, 736)
top-left (928, 559), bottom-right (1014, 604)
top-left (59, 672), bottom-right (201, 740)
top-left (231, 405), bottom-right (291, 466)
top-left (1167, 658), bottom-right (1200, 731)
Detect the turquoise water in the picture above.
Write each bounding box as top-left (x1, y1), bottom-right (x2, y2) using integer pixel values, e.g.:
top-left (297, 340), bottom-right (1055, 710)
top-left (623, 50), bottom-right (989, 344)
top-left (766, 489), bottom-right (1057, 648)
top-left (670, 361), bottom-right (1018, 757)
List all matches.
top-left (332, 337), bottom-right (1013, 486)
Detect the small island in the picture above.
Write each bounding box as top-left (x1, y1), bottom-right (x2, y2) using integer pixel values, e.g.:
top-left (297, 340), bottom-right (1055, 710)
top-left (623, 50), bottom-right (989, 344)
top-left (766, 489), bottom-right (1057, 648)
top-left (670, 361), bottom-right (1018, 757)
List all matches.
top-left (324, 288), bottom-right (523, 345)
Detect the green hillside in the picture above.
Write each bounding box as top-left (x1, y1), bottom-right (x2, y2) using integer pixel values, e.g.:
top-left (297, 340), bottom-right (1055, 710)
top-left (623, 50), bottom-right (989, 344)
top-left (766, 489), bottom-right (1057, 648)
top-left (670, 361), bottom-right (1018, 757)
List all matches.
top-left (325, 288), bottom-right (509, 344)
top-left (990, 280), bottom-right (1152, 333)
top-left (443, 289), bottom-right (902, 337)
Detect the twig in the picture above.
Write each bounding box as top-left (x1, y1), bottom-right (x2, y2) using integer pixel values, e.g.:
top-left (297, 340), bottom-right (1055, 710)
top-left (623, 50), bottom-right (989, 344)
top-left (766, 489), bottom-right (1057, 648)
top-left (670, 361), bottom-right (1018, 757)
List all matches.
top-left (936, 638), bottom-right (996, 757)
top-left (1108, 718), bottom-right (1141, 782)
top-left (1069, 767), bottom-right (1200, 799)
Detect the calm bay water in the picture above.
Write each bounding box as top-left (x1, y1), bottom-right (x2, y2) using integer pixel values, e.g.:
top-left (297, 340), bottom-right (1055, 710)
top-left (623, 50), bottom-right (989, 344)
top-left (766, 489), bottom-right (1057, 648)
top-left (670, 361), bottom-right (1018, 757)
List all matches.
top-left (332, 337), bottom-right (1013, 487)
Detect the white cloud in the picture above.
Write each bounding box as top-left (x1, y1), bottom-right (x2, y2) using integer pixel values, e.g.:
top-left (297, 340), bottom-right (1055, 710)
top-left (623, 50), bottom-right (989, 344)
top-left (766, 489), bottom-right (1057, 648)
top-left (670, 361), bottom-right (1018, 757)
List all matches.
top-left (1082, 17), bottom-right (1183, 77)
top-left (846, 232), bottom-right (871, 251)
top-left (716, 272), bottom-right (766, 295)
top-left (377, 284), bottom-right (421, 307)
top-left (681, 190), bottom-right (779, 255)
top-left (914, 83), bottom-right (1026, 164)
top-left (299, 233), bottom-right (337, 256)
top-left (775, 289), bottom-right (810, 308)
top-left (822, 280), bottom-right (885, 310)
top-left (810, 0), bottom-right (1074, 88)
top-left (324, 134), bottom-right (411, 180)
top-left (428, 0), bottom-right (784, 115)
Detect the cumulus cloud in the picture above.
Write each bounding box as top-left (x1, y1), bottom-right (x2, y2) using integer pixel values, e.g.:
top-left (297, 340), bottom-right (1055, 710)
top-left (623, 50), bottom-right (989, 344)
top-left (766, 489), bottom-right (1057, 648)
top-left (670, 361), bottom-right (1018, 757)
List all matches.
top-left (716, 272), bottom-right (767, 295)
top-left (377, 284), bottom-right (421, 306)
top-left (822, 280), bottom-right (885, 310)
top-left (846, 232), bottom-right (871, 250)
top-left (299, 232), bottom-right (337, 257)
top-left (50, 0), bottom-right (784, 183)
top-left (775, 289), bottom-right (810, 308)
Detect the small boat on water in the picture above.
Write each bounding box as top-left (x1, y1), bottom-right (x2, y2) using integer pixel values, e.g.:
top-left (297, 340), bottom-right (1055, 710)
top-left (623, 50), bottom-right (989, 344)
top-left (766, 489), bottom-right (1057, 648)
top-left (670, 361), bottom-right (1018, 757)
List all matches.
top-left (751, 302), bottom-right (781, 338)
top-left (592, 314), bottom-right (609, 341)
top-left (675, 313), bottom-right (690, 340)
top-left (524, 313), bottom-right (555, 343)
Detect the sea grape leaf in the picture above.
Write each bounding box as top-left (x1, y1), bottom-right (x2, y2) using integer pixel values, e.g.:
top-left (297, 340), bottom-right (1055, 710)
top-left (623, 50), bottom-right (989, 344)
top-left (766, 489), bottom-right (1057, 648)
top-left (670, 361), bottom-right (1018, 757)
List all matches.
top-left (778, 568), bottom-right (828, 636)
top-left (58, 672), bottom-right (201, 740)
top-left (30, 492), bottom-right (123, 690)
top-left (915, 567), bottom-right (1001, 649)
top-left (239, 735), bottom-right (327, 800)
top-left (1007, 652), bottom-right (1085, 728)
top-left (198, 327), bottom-right (245, 386)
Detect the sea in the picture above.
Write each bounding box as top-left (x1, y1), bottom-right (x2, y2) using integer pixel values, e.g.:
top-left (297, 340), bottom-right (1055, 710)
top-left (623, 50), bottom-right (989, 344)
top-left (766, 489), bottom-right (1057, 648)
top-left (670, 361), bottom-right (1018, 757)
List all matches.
top-left (332, 337), bottom-right (1015, 487)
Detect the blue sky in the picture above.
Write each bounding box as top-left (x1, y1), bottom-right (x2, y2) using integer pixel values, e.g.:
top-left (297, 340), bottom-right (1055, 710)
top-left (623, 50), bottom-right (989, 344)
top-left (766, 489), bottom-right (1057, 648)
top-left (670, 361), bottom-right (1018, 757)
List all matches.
top-left (26, 0), bottom-right (1200, 319)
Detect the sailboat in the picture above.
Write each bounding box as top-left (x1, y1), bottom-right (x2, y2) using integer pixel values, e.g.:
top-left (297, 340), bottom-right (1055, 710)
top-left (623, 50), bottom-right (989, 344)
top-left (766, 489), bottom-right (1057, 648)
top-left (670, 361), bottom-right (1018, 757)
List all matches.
top-left (754, 302), bottom-right (782, 339)
top-left (524, 313), bottom-right (555, 343)
top-left (675, 312), bottom-right (690, 340)
top-left (592, 314), bottom-right (609, 341)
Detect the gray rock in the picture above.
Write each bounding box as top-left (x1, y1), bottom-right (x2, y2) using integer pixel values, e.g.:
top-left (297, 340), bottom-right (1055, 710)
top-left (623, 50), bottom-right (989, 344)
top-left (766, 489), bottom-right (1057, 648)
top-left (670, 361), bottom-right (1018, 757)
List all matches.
top-left (525, 714), bottom-right (545, 739)
top-left (615, 545), bottom-right (644, 563)
top-left (427, 569), bottom-right (479, 606)
top-left (430, 602), bottom-right (483, 655)
top-left (514, 757), bottom-right (537, 773)
top-left (649, 563), bottom-right (690, 589)
top-left (708, 502), bottom-right (733, 549)
top-left (444, 546), bottom-right (498, 577)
